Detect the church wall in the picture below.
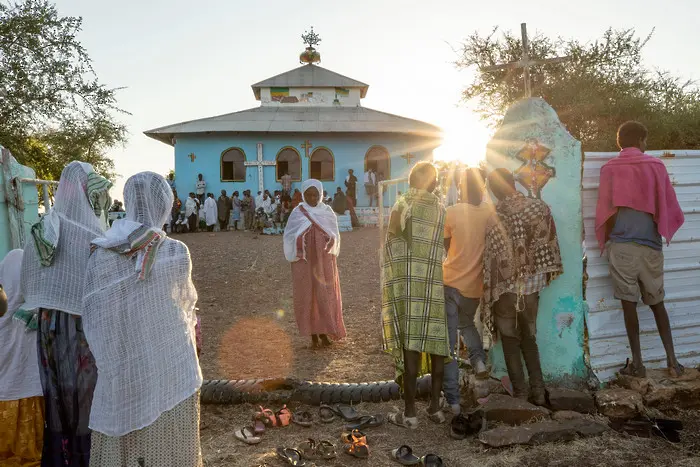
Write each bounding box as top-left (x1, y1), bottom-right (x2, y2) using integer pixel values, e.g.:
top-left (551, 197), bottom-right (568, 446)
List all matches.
top-left (172, 133), bottom-right (437, 207)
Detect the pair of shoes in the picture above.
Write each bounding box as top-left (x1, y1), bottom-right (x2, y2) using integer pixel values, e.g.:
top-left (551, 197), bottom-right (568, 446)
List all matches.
top-left (388, 412), bottom-right (419, 429)
top-left (391, 445), bottom-right (444, 466)
top-left (450, 410), bottom-right (484, 440)
top-left (341, 430), bottom-right (369, 458)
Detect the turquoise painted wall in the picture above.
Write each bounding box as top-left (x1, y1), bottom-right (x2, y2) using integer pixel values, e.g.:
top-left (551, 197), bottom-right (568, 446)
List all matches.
top-left (170, 133), bottom-right (437, 207)
top-left (0, 151), bottom-right (40, 260)
top-left (485, 98), bottom-right (587, 385)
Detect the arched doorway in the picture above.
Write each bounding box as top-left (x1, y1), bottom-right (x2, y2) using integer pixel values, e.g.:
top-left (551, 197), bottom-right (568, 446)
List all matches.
top-left (220, 148), bottom-right (246, 181)
top-left (364, 145), bottom-right (390, 181)
top-left (309, 147), bottom-right (334, 181)
top-left (276, 147), bottom-right (301, 181)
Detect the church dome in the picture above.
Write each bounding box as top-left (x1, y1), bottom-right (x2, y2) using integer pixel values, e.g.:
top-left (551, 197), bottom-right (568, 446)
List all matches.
top-left (300, 46), bottom-right (320, 64)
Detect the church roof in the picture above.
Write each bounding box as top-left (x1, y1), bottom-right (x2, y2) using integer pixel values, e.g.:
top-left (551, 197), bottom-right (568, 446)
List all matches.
top-left (251, 64), bottom-right (369, 99)
top-left (144, 106), bottom-right (441, 146)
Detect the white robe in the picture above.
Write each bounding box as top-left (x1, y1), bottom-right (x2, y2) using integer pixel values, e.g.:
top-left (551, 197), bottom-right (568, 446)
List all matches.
top-left (204, 197), bottom-right (217, 226)
top-left (184, 197), bottom-right (198, 218)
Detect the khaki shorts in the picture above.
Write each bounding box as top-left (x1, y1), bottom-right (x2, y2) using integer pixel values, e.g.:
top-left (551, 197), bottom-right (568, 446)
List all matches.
top-left (608, 241), bottom-right (665, 305)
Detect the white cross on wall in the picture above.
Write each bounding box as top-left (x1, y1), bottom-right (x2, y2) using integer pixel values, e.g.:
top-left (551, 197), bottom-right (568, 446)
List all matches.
top-left (244, 143), bottom-right (276, 193)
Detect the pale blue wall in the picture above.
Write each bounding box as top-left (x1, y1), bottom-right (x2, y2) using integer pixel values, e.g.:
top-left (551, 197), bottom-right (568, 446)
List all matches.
top-left (485, 98), bottom-right (587, 386)
top-left (0, 151), bottom-right (40, 259)
top-left (170, 133), bottom-right (437, 207)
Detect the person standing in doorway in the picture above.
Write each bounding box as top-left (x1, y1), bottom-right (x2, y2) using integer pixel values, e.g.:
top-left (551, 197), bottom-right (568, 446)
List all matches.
top-left (595, 121), bottom-right (685, 377)
top-left (204, 193), bottom-right (217, 232)
top-left (217, 190), bottom-right (232, 231)
top-left (364, 167), bottom-right (376, 207)
top-left (281, 172), bottom-right (292, 197)
top-left (345, 169), bottom-right (358, 206)
top-left (195, 174), bottom-right (206, 205)
top-left (284, 179), bottom-right (346, 348)
top-left (442, 168), bottom-right (492, 415)
top-left (382, 162), bottom-right (450, 429)
top-left (185, 192), bottom-right (198, 233)
top-left (482, 169), bottom-right (563, 406)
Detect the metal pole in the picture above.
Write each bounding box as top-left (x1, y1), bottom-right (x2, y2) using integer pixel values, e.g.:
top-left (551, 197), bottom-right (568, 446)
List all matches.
top-left (42, 184), bottom-right (51, 212)
top-left (521, 23), bottom-right (531, 98)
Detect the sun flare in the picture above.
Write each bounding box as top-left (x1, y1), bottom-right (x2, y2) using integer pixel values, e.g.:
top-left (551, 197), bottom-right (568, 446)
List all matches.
top-left (433, 111), bottom-right (491, 166)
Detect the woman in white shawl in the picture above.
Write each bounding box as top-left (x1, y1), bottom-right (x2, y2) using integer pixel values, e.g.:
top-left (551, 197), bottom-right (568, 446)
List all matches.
top-left (284, 179), bottom-right (346, 348)
top-left (83, 171), bottom-right (202, 467)
top-left (203, 192), bottom-right (217, 232)
top-left (0, 250), bottom-right (43, 465)
top-left (21, 161), bottom-right (111, 466)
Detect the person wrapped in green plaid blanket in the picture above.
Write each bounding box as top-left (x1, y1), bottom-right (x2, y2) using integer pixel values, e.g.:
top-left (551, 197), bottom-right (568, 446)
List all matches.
top-left (382, 162), bottom-right (450, 429)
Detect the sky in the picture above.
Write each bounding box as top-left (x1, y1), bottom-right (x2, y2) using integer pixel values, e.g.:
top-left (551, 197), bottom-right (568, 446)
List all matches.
top-left (54, 0), bottom-right (700, 198)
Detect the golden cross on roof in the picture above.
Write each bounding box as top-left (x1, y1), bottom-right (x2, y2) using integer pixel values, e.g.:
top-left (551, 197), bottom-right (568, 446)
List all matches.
top-left (482, 23), bottom-right (571, 98)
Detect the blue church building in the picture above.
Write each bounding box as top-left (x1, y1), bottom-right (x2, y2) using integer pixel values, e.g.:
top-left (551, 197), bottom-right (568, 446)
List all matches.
top-left (145, 33), bottom-right (441, 209)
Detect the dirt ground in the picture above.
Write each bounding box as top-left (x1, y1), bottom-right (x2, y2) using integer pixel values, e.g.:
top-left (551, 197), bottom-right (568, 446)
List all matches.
top-left (182, 228), bottom-right (700, 466)
top-left (181, 227), bottom-right (393, 383)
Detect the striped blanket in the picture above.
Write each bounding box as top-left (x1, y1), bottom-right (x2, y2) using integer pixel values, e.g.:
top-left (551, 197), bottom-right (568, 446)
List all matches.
top-left (381, 189), bottom-right (450, 382)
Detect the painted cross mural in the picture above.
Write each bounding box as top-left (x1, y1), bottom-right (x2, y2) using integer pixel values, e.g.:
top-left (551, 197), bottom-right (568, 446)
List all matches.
top-left (188, 153), bottom-right (196, 162)
top-left (401, 153), bottom-right (415, 165)
top-left (514, 139), bottom-right (555, 198)
top-left (301, 140), bottom-right (313, 158)
top-left (244, 143), bottom-right (276, 193)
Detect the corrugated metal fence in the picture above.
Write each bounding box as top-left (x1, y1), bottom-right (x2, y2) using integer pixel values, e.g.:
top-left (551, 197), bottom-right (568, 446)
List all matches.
top-left (583, 150), bottom-right (700, 382)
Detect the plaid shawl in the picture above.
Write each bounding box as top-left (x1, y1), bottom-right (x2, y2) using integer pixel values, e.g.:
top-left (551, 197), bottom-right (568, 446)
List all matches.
top-left (381, 189), bottom-right (450, 383)
top-left (482, 192), bottom-right (563, 335)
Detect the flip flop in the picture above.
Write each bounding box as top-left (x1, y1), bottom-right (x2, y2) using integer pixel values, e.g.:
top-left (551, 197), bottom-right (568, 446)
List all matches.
top-left (425, 409), bottom-right (446, 424)
top-left (420, 454), bottom-right (444, 466)
top-left (234, 426), bottom-right (261, 445)
top-left (388, 412), bottom-right (419, 430)
top-left (276, 405), bottom-right (292, 427)
top-left (296, 439), bottom-right (319, 460)
top-left (276, 447), bottom-right (307, 466)
top-left (315, 440), bottom-right (337, 460)
top-left (344, 414), bottom-right (385, 430)
top-left (391, 445), bottom-right (420, 465)
top-left (343, 441), bottom-right (369, 459)
top-left (333, 403), bottom-right (360, 421)
top-left (292, 410), bottom-right (313, 427)
top-left (319, 404), bottom-right (335, 423)
top-left (340, 429), bottom-right (367, 445)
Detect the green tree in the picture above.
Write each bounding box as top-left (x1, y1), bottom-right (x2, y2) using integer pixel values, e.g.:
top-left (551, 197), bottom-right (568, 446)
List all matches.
top-left (456, 27), bottom-right (700, 150)
top-left (0, 0), bottom-right (126, 180)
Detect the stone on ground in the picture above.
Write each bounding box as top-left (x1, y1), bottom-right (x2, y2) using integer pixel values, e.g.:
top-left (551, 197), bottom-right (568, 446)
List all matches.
top-left (616, 368), bottom-right (700, 411)
top-left (595, 388), bottom-right (643, 419)
top-left (552, 410), bottom-right (585, 421)
top-left (479, 394), bottom-right (550, 425)
top-left (478, 419), bottom-right (609, 447)
top-left (546, 388), bottom-right (596, 413)
top-left (461, 374), bottom-right (505, 407)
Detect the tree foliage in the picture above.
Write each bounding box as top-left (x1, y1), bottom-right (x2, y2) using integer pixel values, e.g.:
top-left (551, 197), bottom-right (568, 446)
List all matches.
top-left (456, 27), bottom-right (700, 150)
top-left (0, 0), bottom-right (126, 180)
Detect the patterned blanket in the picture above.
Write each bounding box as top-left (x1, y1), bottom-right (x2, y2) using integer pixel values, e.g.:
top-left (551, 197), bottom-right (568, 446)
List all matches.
top-left (482, 192), bottom-right (563, 335)
top-left (381, 189), bottom-right (450, 383)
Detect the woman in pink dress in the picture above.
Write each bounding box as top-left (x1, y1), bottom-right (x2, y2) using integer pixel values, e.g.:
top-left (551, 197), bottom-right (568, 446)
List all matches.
top-left (284, 179), bottom-right (346, 348)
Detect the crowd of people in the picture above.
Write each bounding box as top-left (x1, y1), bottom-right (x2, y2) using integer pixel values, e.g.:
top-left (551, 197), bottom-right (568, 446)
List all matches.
top-left (0, 121), bottom-right (687, 464)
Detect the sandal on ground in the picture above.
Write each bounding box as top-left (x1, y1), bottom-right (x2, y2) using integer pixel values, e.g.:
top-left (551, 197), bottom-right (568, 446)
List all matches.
top-left (669, 362), bottom-right (685, 378)
top-left (425, 409), bottom-right (446, 424)
top-left (332, 403), bottom-right (360, 421)
top-left (420, 454), bottom-right (444, 466)
top-left (319, 404), bottom-right (336, 423)
top-left (343, 440), bottom-right (369, 459)
top-left (388, 412), bottom-right (419, 430)
top-left (292, 410), bottom-right (313, 427)
top-left (619, 358), bottom-right (647, 378)
top-left (344, 414), bottom-right (385, 430)
top-left (451, 410), bottom-right (484, 440)
top-left (276, 405), bottom-right (292, 427)
top-left (340, 429), bottom-right (367, 446)
top-left (252, 419), bottom-right (266, 435)
top-left (233, 426), bottom-right (261, 445)
top-left (391, 445), bottom-right (420, 465)
top-left (254, 406), bottom-right (276, 428)
top-left (276, 447), bottom-right (307, 466)
top-left (297, 439), bottom-right (335, 460)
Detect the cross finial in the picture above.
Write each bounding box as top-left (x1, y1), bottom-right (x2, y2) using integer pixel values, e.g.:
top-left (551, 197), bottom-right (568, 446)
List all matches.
top-left (481, 23), bottom-right (571, 98)
top-left (188, 153), bottom-right (196, 162)
top-left (301, 27), bottom-right (322, 48)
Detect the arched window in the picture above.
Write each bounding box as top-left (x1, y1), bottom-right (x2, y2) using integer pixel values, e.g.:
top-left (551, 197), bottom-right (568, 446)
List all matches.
top-left (309, 147), bottom-right (334, 181)
top-left (221, 148), bottom-right (246, 181)
top-left (276, 147), bottom-right (301, 181)
top-left (365, 145), bottom-right (390, 181)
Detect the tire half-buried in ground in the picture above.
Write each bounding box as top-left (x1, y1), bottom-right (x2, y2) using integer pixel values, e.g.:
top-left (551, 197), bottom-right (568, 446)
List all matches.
top-left (200, 376), bottom-right (432, 405)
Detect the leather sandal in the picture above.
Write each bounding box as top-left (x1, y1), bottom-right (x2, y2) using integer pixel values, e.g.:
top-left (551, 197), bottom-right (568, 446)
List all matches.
top-left (391, 445), bottom-right (420, 465)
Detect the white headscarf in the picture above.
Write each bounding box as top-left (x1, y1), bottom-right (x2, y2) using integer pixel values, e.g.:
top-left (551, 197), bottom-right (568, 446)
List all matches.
top-left (283, 179), bottom-right (340, 262)
top-left (83, 171), bottom-right (201, 436)
top-left (0, 250), bottom-right (42, 400)
top-left (22, 161), bottom-right (110, 314)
